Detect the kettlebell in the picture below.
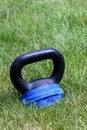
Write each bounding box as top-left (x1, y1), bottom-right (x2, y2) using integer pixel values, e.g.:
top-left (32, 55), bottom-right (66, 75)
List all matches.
top-left (10, 48), bottom-right (65, 108)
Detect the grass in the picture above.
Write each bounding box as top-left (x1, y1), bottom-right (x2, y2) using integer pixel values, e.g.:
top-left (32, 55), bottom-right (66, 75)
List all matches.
top-left (0, 0), bottom-right (87, 129)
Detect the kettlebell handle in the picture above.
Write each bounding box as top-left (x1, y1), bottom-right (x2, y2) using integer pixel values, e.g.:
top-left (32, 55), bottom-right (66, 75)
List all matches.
top-left (10, 48), bottom-right (65, 94)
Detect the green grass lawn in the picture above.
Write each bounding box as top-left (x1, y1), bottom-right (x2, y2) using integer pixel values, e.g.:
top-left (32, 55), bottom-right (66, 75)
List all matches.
top-left (0, 0), bottom-right (87, 129)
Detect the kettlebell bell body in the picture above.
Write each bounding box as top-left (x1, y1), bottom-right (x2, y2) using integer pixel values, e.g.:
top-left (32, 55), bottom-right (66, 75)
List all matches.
top-left (10, 48), bottom-right (65, 108)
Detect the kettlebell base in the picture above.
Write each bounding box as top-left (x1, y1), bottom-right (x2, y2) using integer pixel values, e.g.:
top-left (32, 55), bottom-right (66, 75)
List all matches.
top-left (22, 84), bottom-right (64, 108)
top-left (36, 94), bottom-right (64, 108)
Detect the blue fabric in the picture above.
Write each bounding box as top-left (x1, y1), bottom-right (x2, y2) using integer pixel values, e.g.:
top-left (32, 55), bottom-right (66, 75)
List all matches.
top-left (22, 84), bottom-right (64, 108)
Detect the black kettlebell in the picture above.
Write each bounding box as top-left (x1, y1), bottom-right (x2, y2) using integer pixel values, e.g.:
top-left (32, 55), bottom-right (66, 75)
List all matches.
top-left (10, 48), bottom-right (65, 108)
